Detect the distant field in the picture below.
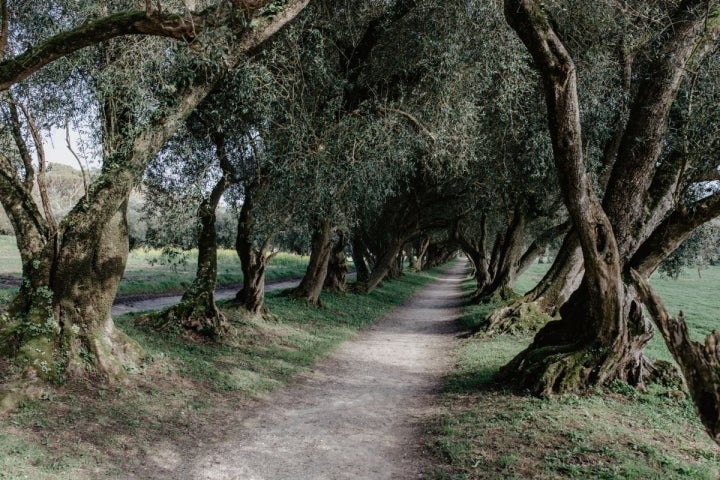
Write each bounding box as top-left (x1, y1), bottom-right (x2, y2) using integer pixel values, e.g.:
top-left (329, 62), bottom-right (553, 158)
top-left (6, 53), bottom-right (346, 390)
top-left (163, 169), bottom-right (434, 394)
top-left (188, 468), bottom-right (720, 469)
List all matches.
top-left (0, 235), bottom-right (309, 300)
top-left (516, 261), bottom-right (720, 362)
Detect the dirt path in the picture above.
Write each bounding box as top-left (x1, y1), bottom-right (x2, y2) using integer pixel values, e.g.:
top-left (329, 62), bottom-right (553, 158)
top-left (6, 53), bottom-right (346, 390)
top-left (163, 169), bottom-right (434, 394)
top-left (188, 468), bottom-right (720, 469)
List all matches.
top-left (141, 261), bottom-right (467, 480)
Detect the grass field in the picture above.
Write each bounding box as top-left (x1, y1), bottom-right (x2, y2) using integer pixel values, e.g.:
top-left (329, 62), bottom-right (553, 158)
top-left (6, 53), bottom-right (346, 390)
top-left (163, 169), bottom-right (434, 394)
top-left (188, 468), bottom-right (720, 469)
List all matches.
top-left (430, 262), bottom-right (720, 479)
top-left (0, 235), bottom-right (310, 302)
top-left (0, 265), bottom-right (450, 479)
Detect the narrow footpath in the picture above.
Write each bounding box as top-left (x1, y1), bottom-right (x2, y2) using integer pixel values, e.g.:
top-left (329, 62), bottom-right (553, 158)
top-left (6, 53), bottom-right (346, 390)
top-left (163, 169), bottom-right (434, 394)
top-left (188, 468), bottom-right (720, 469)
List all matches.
top-left (144, 261), bottom-right (467, 480)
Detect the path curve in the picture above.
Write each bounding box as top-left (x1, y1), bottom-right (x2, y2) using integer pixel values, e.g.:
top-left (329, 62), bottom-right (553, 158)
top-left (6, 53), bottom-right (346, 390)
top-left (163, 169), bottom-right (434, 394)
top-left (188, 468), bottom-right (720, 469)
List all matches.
top-left (147, 260), bottom-right (467, 479)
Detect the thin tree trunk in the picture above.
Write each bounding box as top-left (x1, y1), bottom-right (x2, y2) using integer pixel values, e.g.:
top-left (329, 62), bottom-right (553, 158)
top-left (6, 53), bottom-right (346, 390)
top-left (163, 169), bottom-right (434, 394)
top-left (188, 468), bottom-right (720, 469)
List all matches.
top-left (147, 134), bottom-right (234, 337)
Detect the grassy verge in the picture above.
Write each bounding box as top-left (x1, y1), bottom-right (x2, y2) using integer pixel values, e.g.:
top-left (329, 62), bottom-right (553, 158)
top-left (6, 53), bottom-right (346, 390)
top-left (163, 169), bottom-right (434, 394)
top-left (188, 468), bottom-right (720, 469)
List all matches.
top-left (0, 266), bottom-right (447, 479)
top-left (118, 249), bottom-right (309, 297)
top-left (0, 234), bottom-right (310, 306)
top-left (430, 273), bottom-right (720, 479)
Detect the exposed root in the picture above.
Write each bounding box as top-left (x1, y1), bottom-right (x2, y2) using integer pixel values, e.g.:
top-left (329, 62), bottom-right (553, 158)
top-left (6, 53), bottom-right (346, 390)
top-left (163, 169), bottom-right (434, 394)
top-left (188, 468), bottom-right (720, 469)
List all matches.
top-left (478, 301), bottom-right (553, 337)
top-left (138, 301), bottom-right (231, 340)
top-left (497, 312), bottom-right (654, 396)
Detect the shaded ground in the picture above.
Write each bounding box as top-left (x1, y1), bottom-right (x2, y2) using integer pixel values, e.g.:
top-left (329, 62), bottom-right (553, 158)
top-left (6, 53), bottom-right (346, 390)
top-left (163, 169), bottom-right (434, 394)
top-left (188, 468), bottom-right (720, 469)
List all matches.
top-left (126, 261), bottom-right (466, 480)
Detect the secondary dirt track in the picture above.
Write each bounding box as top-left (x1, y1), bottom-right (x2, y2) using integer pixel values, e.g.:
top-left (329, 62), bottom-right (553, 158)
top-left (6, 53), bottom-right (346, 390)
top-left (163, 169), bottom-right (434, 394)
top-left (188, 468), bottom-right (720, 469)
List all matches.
top-left (133, 261), bottom-right (466, 479)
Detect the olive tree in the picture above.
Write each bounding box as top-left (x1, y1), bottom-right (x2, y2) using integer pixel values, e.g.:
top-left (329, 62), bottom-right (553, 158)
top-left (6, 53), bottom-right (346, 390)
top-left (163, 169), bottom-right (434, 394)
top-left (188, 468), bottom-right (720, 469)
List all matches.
top-left (498, 0), bottom-right (720, 442)
top-left (0, 0), bottom-right (309, 391)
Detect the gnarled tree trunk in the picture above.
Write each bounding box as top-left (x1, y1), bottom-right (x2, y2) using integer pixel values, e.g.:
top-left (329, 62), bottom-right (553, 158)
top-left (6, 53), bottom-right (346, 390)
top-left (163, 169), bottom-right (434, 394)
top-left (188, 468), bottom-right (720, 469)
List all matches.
top-left (325, 228), bottom-right (348, 292)
top-left (481, 227), bottom-right (580, 336)
top-left (499, 0), bottom-right (719, 397)
top-left (0, 164), bottom-right (142, 384)
top-left (497, 0), bottom-right (654, 394)
top-left (234, 181), bottom-right (274, 315)
top-left (285, 218), bottom-right (333, 305)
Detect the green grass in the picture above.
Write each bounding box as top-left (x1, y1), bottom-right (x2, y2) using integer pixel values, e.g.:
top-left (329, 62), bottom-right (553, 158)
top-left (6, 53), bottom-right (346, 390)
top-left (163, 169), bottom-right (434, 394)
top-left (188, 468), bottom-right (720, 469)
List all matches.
top-left (0, 235), bottom-right (21, 274)
top-left (430, 265), bottom-right (720, 479)
top-left (0, 235), bottom-right (310, 305)
top-left (514, 261), bottom-right (720, 362)
top-left (120, 248), bottom-right (308, 296)
top-left (0, 265), bottom-right (448, 479)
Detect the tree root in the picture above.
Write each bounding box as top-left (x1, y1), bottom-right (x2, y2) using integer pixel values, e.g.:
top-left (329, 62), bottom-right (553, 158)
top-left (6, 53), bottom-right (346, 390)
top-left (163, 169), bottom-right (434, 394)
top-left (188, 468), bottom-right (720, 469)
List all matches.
top-left (477, 300), bottom-right (553, 337)
top-left (138, 300), bottom-right (231, 339)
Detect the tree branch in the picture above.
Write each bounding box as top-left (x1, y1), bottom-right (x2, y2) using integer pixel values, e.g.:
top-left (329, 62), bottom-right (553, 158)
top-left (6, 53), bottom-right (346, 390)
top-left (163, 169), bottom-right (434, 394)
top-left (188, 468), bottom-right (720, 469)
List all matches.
top-left (0, 0), bottom-right (8, 58)
top-left (603, 0), bottom-right (720, 260)
top-left (628, 191), bottom-right (720, 276)
top-left (18, 102), bottom-right (57, 234)
top-left (6, 98), bottom-right (35, 191)
top-left (630, 268), bottom-right (720, 445)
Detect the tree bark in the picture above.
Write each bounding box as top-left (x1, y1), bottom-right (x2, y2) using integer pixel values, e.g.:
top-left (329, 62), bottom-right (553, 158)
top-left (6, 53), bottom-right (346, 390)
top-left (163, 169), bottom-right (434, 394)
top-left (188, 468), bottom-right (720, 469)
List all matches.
top-left (498, 0), bottom-right (655, 393)
top-left (361, 236), bottom-right (406, 293)
top-left (524, 230), bottom-right (584, 313)
top-left (285, 218), bottom-right (333, 305)
top-left (481, 227), bottom-right (580, 337)
top-left (476, 208), bottom-right (526, 302)
top-left (351, 233), bottom-right (371, 285)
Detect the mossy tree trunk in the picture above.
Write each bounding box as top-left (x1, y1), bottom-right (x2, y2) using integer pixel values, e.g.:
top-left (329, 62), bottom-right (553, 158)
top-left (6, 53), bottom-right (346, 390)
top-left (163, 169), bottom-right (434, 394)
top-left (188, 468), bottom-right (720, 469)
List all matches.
top-left (149, 134), bottom-right (235, 338)
top-left (0, 1), bottom-right (310, 386)
top-left (482, 225), bottom-right (578, 336)
top-left (523, 231), bottom-right (583, 314)
top-left (234, 181), bottom-right (274, 315)
top-left (285, 218), bottom-right (333, 305)
top-left (499, 0), bottom-right (720, 396)
top-left (0, 156), bottom-right (142, 382)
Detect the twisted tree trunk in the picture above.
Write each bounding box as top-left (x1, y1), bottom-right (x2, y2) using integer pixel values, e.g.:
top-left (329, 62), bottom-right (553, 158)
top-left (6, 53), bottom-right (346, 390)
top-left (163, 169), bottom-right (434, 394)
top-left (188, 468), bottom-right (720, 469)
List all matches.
top-left (285, 218), bottom-right (333, 305)
top-left (498, 0), bottom-right (720, 399)
top-left (234, 181), bottom-right (274, 315)
top-left (325, 229), bottom-right (348, 292)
